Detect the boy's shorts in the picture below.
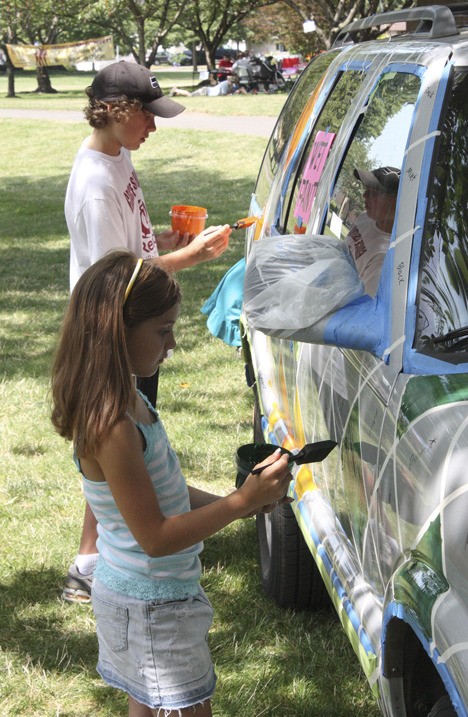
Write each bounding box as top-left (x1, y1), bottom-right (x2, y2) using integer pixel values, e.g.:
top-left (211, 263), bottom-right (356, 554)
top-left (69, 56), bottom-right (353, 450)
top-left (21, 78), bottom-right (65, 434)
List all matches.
top-left (91, 577), bottom-right (216, 711)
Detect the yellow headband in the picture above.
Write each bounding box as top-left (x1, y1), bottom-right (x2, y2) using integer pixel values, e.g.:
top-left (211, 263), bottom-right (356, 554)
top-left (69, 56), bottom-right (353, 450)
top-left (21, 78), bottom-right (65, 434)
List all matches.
top-left (123, 258), bottom-right (143, 305)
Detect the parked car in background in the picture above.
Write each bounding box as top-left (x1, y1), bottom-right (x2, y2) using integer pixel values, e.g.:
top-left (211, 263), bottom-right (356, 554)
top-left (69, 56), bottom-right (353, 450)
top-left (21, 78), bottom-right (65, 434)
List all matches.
top-left (241, 5), bottom-right (468, 717)
top-left (170, 48), bottom-right (205, 66)
top-left (214, 47), bottom-right (236, 60)
top-left (153, 51), bottom-right (170, 65)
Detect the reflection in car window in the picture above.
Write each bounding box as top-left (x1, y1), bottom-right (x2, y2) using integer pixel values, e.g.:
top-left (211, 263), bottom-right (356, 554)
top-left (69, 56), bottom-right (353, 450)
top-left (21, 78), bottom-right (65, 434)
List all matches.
top-left (323, 70), bottom-right (421, 296)
top-left (415, 71), bottom-right (468, 359)
top-left (326, 71), bottom-right (420, 239)
top-left (284, 69), bottom-right (366, 234)
top-left (255, 51), bottom-right (339, 211)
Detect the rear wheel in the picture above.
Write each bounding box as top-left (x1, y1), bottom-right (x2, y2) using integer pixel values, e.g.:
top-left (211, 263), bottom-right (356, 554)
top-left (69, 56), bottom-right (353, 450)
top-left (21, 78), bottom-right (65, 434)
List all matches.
top-left (256, 500), bottom-right (330, 610)
top-left (253, 396), bottom-right (330, 610)
top-left (427, 696), bottom-right (457, 717)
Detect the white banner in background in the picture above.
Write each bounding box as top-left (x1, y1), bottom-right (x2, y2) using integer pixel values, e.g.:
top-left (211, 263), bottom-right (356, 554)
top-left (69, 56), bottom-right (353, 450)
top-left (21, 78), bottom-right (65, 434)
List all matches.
top-left (6, 36), bottom-right (114, 69)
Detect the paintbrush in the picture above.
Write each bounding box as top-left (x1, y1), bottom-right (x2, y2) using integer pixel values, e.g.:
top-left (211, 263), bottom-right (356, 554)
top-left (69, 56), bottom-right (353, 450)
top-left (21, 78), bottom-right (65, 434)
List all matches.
top-left (230, 216), bottom-right (257, 230)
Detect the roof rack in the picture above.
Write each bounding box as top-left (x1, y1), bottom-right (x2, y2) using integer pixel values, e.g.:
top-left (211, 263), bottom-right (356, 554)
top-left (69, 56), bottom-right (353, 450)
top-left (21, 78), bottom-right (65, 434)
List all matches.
top-left (333, 4), bottom-right (466, 47)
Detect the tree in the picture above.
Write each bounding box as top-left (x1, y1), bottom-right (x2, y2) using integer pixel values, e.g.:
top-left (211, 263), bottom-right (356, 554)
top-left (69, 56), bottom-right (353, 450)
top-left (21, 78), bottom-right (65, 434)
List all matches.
top-left (0, 0), bottom-right (88, 95)
top-left (277, 0), bottom-right (415, 51)
top-left (242, 4), bottom-right (322, 58)
top-left (19, 0), bottom-right (63, 92)
top-left (0, 1), bottom-right (20, 97)
top-left (179, 0), bottom-right (279, 69)
top-left (80, 0), bottom-right (189, 67)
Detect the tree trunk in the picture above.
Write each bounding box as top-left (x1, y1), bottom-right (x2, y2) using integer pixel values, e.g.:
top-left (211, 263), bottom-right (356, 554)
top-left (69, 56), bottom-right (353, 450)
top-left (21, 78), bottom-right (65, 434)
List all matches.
top-left (5, 56), bottom-right (15, 97)
top-left (35, 65), bottom-right (57, 93)
top-left (203, 46), bottom-right (215, 71)
top-left (136, 17), bottom-right (146, 65)
top-left (191, 41), bottom-right (198, 71)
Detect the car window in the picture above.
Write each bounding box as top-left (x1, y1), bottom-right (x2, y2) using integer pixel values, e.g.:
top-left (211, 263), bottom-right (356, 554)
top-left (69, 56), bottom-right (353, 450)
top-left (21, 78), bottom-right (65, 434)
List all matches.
top-left (316, 70), bottom-right (421, 297)
top-left (324, 70), bottom-right (421, 241)
top-left (255, 51), bottom-right (340, 211)
top-left (283, 67), bottom-right (367, 234)
top-left (415, 70), bottom-right (468, 360)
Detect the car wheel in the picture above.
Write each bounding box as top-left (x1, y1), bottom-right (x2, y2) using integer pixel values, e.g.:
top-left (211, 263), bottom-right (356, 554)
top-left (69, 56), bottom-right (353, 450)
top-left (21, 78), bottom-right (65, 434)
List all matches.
top-left (256, 500), bottom-right (330, 610)
top-left (427, 696), bottom-right (457, 716)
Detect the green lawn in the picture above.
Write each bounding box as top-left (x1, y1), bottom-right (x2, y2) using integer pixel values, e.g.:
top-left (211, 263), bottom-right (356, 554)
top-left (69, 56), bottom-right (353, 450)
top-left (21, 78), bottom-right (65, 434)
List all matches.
top-left (0, 67), bottom-right (287, 117)
top-left (0, 85), bottom-right (380, 717)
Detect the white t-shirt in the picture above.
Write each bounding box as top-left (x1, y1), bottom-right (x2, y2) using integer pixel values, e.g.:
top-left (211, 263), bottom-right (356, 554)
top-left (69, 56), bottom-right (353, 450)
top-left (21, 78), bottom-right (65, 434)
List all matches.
top-left (65, 141), bottom-right (158, 290)
top-left (345, 213), bottom-right (391, 297)
top-left (209, 80), bottom-right (230, 96)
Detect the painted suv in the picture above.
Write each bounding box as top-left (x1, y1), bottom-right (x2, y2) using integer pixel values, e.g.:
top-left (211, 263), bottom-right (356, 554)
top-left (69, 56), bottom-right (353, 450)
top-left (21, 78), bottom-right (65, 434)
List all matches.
top-left (240, 6), bottom-right (468, 717)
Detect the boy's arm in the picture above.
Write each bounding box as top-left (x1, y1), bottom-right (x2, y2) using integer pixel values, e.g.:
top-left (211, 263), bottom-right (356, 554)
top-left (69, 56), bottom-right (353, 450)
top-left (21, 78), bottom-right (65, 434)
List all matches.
top-left (154, 224), bottom-right (231, 271)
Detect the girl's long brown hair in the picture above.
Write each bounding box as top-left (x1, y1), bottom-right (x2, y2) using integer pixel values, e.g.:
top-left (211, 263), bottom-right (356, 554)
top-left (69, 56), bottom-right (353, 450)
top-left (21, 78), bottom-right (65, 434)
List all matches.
top-left (51, 251), bottom-right (181, 456)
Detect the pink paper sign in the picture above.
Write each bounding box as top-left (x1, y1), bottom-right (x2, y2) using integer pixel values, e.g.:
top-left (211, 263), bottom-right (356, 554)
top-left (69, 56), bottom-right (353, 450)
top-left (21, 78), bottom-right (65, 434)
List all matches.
top-left (294, 131), bottom-right (336, 225)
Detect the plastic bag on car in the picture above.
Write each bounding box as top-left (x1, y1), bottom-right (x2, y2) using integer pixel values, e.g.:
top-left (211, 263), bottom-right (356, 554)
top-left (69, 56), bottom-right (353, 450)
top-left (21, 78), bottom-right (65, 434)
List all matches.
top-left (243, 234), bottom-right (364, 341)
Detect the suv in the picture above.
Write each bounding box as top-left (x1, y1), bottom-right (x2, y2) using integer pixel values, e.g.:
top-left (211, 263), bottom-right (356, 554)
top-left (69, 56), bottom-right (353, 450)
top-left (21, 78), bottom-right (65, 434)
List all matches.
top-left (240, 6), bottom-right (468, 717)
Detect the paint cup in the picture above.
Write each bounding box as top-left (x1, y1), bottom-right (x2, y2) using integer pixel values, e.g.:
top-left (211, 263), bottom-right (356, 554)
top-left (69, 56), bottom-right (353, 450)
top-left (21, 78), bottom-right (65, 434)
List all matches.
top-left (170, 205), bottom-right (208, 235)
top-left (235, 443), bottom-right (292, 488)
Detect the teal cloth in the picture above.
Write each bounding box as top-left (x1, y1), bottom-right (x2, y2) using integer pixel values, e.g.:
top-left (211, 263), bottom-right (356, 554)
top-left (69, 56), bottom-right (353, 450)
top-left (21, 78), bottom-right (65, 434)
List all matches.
top-left (201, 258), bottom-right (245, 347)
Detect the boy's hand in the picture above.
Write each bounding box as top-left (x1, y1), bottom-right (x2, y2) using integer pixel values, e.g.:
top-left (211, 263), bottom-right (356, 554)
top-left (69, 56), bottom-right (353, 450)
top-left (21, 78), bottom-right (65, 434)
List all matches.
top-left (156, 229), bottom-right (191, 251)
top-left (186, 224), bottom-right (231, 263)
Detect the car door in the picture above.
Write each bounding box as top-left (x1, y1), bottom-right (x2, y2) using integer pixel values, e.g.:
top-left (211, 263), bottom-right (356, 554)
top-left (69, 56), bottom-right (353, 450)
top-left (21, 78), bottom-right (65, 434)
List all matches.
top-left (247, 44), bottom-right (453, 644)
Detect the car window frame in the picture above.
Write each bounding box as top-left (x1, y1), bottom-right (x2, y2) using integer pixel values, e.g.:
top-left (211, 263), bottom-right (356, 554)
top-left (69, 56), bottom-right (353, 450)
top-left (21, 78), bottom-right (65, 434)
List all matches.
top-left (403, 60), bottom-right (468, 374)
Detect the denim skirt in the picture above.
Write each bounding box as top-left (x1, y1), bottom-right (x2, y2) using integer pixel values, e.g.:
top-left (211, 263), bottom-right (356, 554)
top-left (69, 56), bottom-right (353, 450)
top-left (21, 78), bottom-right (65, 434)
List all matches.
top-left (91, 577), bottom-right (217, 711)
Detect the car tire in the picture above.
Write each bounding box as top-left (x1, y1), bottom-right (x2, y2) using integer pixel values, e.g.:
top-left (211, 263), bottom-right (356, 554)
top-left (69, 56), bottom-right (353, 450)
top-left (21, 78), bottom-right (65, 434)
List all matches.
top-left (256, 500), bottom-right (330, 610)
top-left (253, 396), bottom-right (330, 610)
top-left (427, 696), bottom-right (457, 716)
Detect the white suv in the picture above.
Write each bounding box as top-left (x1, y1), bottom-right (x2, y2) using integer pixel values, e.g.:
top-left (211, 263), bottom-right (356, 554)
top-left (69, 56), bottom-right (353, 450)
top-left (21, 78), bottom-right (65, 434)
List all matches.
top-left (241, 6), bottom-right (468, 717)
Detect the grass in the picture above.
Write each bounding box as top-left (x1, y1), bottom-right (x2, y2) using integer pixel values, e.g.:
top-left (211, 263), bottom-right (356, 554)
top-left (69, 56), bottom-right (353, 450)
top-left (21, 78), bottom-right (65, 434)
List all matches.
top-left (0, 68), bottom-right (287, 116)
top-left (0, 85), bottom-right (380, 717)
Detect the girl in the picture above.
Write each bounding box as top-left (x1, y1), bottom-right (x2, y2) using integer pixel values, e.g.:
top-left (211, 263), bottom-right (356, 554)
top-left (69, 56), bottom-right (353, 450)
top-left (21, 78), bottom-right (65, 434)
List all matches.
top-left (51, 250), bottom-right (292, 717)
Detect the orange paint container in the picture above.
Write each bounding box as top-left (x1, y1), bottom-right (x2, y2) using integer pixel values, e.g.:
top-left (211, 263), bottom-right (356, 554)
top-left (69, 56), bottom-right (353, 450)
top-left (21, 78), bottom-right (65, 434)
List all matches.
top-left (170, 205), bottom-right (208, 235)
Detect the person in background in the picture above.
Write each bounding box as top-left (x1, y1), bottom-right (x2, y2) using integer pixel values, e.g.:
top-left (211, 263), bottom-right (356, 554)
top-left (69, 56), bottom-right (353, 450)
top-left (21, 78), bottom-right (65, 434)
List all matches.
top-left (51, 251), bottom-right (292, 717)
top-left (169, 74), bottom-right (246, 97)
top-left (260, 55), bottom-right (277, 92)
top-left (217, 52), bottom-right (233, 81)
top-left (63, 60), bottom-right (232, 604)
top-left (232, 52), bottom-right (259, 93)
top-left (346, 166), bottom-right (400, 297)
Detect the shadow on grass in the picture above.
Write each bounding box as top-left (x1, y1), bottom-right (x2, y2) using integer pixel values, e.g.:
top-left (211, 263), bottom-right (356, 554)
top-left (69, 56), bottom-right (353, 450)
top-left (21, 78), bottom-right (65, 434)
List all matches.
top-left (0, 567), bottom-right (97, 674)
top-left (0, 526), bottom-right (377, 716)
top-left (0, 568), bottom-right (129, 714)
top-left (201, 520), bottom-right (378, 717)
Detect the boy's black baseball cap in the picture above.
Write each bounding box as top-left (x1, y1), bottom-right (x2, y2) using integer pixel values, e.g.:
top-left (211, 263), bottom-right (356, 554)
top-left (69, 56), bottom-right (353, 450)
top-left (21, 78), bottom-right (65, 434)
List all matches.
top-left (87, 61), bottom-right (185, 118)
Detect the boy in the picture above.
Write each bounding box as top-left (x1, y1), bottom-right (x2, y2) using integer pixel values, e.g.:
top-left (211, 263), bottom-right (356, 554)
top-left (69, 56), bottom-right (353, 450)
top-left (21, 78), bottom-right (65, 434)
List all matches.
top-left (63, 61), bottom-right (231, 603)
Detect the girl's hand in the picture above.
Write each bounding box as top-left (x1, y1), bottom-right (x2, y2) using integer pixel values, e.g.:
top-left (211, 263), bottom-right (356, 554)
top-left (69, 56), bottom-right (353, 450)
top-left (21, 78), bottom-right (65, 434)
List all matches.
top-left (259, 495), bottom-right (294, 514)
top-left (242, 495), bottom-right (294, 519)
top-left (239, 450), bottom-right (292, 513)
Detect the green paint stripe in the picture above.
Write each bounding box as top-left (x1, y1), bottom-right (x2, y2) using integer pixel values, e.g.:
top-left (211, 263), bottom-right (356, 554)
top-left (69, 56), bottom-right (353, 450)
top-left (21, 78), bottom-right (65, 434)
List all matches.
top-left (399, 374), bottom-right (468, 435)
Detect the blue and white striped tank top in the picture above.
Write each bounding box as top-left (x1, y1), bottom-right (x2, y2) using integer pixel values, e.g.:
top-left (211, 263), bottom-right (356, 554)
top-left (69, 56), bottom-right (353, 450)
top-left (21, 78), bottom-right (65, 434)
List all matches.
top-left (78, 392), bottom-right (202, 601)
